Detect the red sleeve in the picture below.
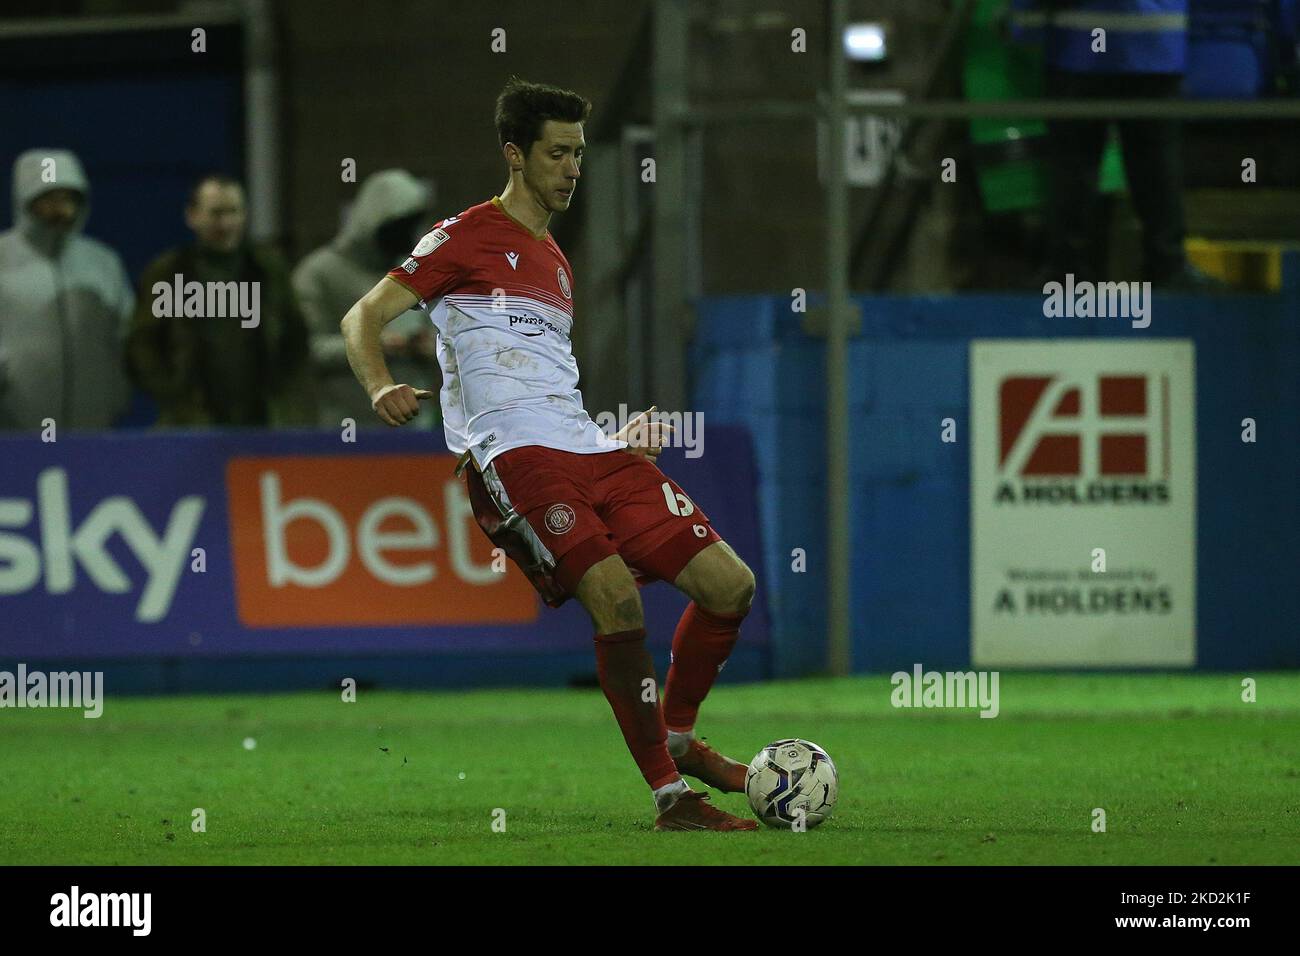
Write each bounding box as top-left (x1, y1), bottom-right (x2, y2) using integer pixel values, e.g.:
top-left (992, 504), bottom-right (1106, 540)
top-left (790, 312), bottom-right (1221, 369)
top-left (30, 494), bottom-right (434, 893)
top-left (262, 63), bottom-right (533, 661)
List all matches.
top-left (386, 221), bottom-right (464, 303)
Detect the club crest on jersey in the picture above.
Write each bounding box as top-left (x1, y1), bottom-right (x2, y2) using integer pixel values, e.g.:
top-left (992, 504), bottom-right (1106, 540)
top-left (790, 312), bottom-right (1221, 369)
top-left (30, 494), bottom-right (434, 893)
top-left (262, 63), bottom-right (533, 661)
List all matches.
top-left (557, 266), bottom-right (572, 299)
top-left (412, 227), bottom-right (450, 257)
top-left (544, 503), bottom-right (577, 535)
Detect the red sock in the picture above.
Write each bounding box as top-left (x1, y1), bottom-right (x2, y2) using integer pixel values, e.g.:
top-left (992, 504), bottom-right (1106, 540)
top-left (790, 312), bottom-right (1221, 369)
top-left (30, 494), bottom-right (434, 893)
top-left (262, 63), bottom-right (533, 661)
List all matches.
top-left (593, 628), bottom-right (680, 790)
top-left (663, 602), bottom-right (747, 732)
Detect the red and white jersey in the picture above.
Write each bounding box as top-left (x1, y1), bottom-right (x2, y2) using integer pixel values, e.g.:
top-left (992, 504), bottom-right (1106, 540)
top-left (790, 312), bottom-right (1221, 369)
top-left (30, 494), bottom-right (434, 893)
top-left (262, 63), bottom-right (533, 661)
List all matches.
top-left (386, 196), bottom-right (624, 468)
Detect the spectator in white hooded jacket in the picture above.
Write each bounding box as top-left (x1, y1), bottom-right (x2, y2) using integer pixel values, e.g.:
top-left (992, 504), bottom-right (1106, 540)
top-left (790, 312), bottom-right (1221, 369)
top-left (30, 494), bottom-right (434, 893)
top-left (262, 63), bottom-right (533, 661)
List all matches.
top-left (0, 148), bottom-right (134, 430)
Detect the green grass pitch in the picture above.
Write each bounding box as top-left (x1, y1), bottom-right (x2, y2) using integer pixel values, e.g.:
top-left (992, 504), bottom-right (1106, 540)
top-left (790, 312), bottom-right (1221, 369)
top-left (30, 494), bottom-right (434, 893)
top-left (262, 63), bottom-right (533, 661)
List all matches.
top-left (1, 673), bottom-right (1297, 865)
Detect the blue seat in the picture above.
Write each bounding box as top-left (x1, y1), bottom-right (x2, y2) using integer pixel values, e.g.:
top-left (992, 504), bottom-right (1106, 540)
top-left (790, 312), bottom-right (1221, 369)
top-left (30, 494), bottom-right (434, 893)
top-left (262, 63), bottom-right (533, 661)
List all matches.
top-left (1187, 37), bottom-right (1267, 97)
top-left (1186, 0), bottom-right (1273, 98)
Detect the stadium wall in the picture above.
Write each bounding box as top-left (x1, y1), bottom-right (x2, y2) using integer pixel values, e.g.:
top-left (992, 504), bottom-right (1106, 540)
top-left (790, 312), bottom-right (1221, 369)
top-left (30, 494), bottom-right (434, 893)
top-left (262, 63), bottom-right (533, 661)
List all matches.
top-left (692, 275), bottom-right (1300, 676)
top-left (3, 293), bottom-right (1296, 690)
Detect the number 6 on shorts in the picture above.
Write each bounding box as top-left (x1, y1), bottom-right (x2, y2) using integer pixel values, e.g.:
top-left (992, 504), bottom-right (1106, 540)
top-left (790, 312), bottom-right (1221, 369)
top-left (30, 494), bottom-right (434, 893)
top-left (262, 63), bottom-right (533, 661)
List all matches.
top-left (661, 481), bottom-right (695, 516)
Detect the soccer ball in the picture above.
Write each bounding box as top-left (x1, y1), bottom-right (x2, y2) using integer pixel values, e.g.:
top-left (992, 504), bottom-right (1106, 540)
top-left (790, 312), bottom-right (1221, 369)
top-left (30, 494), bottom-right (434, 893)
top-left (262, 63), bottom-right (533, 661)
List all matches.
top-left (745, 738), bottom-right (838, 828)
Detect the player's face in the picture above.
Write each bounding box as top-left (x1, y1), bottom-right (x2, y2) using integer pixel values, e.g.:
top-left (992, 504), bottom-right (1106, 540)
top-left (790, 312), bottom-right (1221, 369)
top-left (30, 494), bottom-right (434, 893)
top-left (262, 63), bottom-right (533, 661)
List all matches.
top-left (186, 181), bottom-right (247, 254)
top-left (28, 188), bottom-right (82, 233)
top-left (524, 120), bottom-right (584, 213)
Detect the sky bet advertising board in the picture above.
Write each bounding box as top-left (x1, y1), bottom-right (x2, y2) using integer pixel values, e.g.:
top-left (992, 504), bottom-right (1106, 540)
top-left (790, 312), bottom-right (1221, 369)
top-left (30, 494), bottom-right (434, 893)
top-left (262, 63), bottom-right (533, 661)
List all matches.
top-left (0, 429), bottom-right (768, 659)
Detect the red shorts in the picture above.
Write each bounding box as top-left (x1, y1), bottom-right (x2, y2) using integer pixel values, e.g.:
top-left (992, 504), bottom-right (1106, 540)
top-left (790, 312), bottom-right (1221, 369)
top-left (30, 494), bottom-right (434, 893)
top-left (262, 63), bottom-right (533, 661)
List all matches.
top-left (464, 445), bottom-right (721, 607)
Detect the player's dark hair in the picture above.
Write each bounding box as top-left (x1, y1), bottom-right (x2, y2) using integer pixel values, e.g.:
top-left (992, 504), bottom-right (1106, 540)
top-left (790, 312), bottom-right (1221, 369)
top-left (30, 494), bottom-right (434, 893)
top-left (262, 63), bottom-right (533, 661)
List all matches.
top-left (494, 77), bottom-right (592, 159)
top-left (187, 172), bottom-right (243, 208)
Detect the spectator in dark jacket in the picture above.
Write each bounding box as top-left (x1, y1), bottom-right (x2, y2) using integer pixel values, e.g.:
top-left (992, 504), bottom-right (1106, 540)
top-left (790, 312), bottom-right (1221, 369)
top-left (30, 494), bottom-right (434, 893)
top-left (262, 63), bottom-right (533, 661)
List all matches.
top-left (127, 174), bottom-right (316, 426)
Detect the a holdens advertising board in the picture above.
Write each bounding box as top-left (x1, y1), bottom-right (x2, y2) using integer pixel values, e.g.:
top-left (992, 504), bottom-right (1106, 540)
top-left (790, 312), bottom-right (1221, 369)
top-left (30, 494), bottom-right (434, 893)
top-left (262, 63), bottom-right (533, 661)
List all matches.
top-left (0, 429), bottom-right (768, 659)
top-left (971, 341), bottom-right (1197, 667)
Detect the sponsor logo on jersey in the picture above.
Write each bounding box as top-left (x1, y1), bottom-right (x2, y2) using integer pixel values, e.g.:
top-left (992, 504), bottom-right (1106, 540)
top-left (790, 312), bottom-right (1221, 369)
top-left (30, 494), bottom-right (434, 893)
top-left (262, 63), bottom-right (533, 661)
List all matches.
top-left (401, 257), bottom-right (418, 274)
top-left (507, 313), bottom-right (553, 337)
top-left (557, 266), bottom-right (572, 299)
top-left (505, 252), bottom-right (519, 270)
top-left (412, 227), bottom-right (451, 257)
top-left (440, 216), bottom-right (461, 228)
top-left (543, 503), bottom-right (577, 535)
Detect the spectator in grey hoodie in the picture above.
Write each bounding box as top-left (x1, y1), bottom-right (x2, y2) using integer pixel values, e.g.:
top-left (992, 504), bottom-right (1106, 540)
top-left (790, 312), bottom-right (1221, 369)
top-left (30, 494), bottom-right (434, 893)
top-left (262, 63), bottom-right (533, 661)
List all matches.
top-left (0, 148), bottom-right (133, 430)
top-left (293, 169), bottom-right (438, 430)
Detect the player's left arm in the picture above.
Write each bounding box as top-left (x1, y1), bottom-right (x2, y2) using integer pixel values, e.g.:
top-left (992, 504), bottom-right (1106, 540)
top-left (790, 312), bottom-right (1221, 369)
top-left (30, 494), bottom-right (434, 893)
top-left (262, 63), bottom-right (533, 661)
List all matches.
top-left (613, 405), bottom-right (675, 460)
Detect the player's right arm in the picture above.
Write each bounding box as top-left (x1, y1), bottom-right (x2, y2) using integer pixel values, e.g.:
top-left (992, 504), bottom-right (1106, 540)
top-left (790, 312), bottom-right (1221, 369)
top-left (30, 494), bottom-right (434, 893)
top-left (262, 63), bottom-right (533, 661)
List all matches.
top-left (339, 276), bottom-right (431, 426)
